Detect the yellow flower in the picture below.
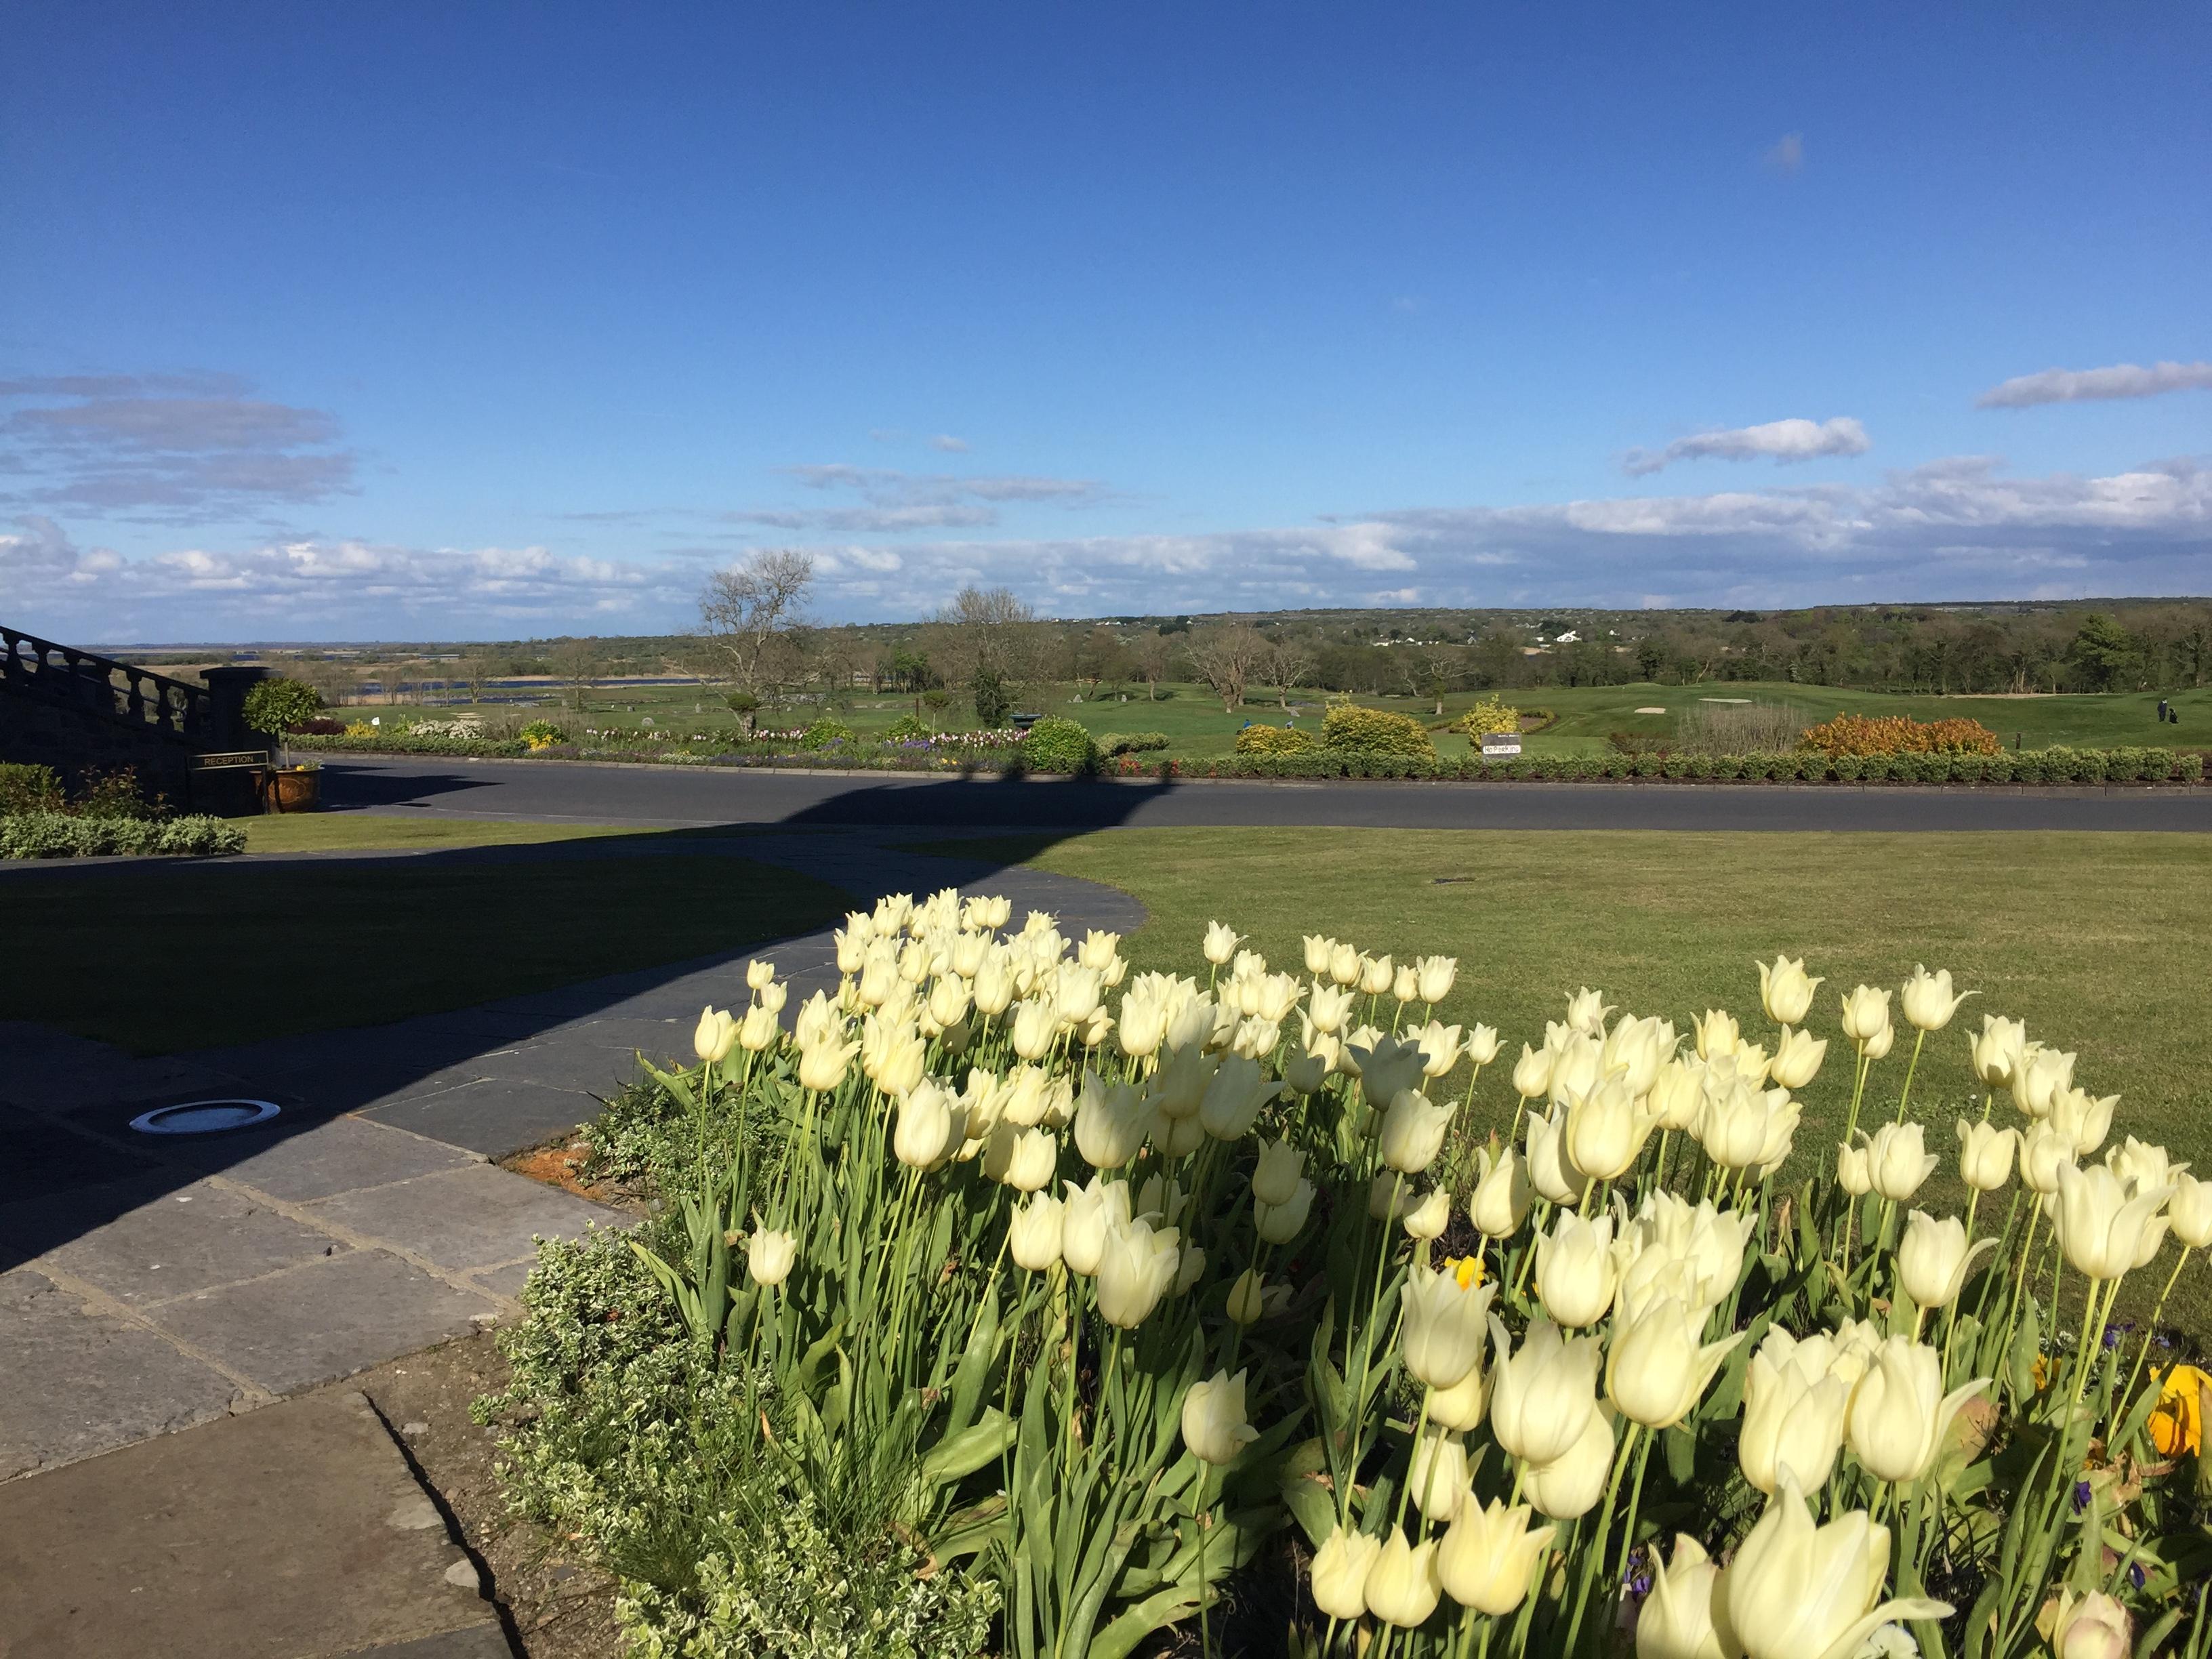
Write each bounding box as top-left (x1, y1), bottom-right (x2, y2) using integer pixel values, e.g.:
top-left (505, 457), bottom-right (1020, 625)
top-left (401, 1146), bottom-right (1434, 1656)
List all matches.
top-left (1442, 1254), bottom-right (1487, 1290)
top-left (2148, 1364), bottom-right (2209, 1457)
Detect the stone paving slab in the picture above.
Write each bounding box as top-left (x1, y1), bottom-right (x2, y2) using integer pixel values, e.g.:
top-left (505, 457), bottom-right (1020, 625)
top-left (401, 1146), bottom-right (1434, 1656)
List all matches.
top-left (0, 1385), bottom-right (502, 1658)
top-left (356, 1077), bottom-right (608, 1158)
top-left (145, 1250), bottom-right (503, 1399)
top-left (0, 1267), bottom-right (246, 1481)
top-left (304, 1163), bottom-right (620, 1273)
top-left (160, 1115), bottom-right (485, 1204)
top-left (28, 1179), bottom-right (345, 1307)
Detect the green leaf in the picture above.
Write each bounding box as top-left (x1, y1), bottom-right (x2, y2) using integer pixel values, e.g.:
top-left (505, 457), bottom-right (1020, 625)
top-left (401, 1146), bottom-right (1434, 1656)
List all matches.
top-left (640, 1059), bottom-right (695, 1112)
top-left (921, 1408), bottom-right (1019, 1487)
top-left (944, 1284), bottom-right (1001, 1439)
top-left (1088, 1585), bottom-right (1208, 1659)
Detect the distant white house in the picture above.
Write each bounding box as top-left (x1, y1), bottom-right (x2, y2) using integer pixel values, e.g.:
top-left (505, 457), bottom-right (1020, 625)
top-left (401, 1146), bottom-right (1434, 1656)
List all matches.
top-left (1553, 629), bottom-right (1580, 644)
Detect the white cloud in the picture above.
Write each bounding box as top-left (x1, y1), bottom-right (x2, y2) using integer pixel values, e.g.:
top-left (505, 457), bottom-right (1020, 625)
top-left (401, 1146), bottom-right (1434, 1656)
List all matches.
top-left (1623, 417), bottom-right (1870, 476)
top-left (1975, 360), bottom-right (2212, 409)
top-left (1763, 133), bottom-right (1804, 174)
top-left (930, 434), bottom-right (970, 452)
top-left (10, 453), bottom-right (2209, 639)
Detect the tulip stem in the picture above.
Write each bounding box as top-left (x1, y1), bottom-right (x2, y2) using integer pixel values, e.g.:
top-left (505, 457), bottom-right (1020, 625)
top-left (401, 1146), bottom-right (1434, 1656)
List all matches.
top-left (1563, 1420), bottom-right (1641, 1659)
top-left (1611, 1422), bottom-right (1655, 1597)
top-left (1393, 1388), bottom-right (1435, 1536)
top-left (1893, 1027), bottom-right (1927, 1126)
top-left (2070, 1276), bottom-right (2106, 1413)
top-left (2120, 1247), bottom-right (2192, 1425)
top-left (1193, 1462), bottom-right (1214, 1658)
top-left (1843, 1046), bottom-right (1872, 1145)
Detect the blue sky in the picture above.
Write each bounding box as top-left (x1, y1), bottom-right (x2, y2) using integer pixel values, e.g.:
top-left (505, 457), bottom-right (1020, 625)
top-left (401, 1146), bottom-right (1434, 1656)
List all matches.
top-left (4, 2), bottom-right (2209, 641)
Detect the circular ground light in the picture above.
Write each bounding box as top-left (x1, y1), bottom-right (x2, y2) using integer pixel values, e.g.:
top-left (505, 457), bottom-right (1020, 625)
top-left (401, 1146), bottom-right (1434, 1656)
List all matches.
top-left (128, 1099), bottom-right (283, 1136)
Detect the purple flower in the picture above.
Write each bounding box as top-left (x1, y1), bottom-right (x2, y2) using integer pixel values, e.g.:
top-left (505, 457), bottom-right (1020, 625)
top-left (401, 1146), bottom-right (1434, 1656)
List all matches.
top-left (2073, 1479), bottom-right (2093, 1511)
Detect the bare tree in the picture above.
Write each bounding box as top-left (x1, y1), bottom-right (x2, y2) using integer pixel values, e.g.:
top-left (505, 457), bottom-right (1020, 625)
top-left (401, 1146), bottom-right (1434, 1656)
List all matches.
top-left (1130, 632), bottom-right (1174, 701)
top-left (699, 550), bottom-right (815, 700)
top-left (1264, 640), bottom-right (1317, 710)
top-left (929, 586), bottom-right (1045, 694)
top-left (1189, 624), bottom-right (1268, 712)
top-left (550, 638), bottom-right (601, 718)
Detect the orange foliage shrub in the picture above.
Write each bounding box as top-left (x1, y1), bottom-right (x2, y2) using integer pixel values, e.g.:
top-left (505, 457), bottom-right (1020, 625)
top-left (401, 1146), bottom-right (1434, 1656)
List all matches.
top-left (1799, 713), bottom-right (2003, 758)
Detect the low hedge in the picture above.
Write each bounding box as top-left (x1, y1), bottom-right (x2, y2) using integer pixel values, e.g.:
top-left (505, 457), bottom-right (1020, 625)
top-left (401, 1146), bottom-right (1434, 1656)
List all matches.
top-left (1234, 724), bottom-right (1317, 756)
top-left (1099, 731), bottom-right (1171, 756)
top-left (1020, 716), bottom-right (1099, 774)
top-left (1319, 703), bottom-right (1435, 759)
top-left (274, 733), bottom-right (2206, 787)
top-left (289, 732), bottom-right (532, 758)
top-left (1, 813), bottom-right (247, 859)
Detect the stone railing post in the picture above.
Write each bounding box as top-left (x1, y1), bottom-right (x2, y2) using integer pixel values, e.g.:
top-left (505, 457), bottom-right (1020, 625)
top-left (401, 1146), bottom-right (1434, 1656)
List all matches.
top-left (200, 665), bottom-right (276, 752)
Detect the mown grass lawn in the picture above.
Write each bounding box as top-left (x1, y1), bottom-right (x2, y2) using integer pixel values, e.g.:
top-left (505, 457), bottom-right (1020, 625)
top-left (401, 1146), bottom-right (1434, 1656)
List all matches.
top-left (952, 826), bottom-right (2212, 1162)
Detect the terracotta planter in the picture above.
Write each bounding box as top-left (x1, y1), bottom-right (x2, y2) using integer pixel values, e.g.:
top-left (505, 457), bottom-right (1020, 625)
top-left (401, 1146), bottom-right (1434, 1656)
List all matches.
top-left (268, 767), bottom-right (322, 813)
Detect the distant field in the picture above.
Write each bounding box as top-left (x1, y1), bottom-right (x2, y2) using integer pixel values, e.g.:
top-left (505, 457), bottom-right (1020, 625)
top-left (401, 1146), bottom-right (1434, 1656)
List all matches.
top-left (394, 677), bottom-right (2210, 764)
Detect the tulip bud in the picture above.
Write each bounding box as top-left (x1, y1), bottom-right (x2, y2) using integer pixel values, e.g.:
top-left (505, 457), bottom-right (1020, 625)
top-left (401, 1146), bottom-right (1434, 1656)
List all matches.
top-left (1256, 1179), bottom-right (1315, 1244)
top-left (1363, 1528), bottom-right (1441, 1629)
top-left (1226, 1266), bottom-right (1267, 1325)
top-left (1562, 1076), bottom-right (1658, 1183)
top-left (737, 1003), bottom-right (780, 1052)
top-left (1302, 933), bottom-right (1334, 975)
top-left (1250, 1138), bottom-right (1305, 1206)
top-left (1437, 1498), bottom-right (1553, 1616)
top-left (1739, 1335), bottom-right (1850, 1495)
top-left (2170, 1173), bottom-right (2212, 1250)
top-left (1309, 1528), bottom-right (1380, 1620)
top-left (1768, 1027), bottom-right (1827, 1090)
top-left (1427, 1355), bottom-right (1490, 1431)
top-left (1954, 1120), bottom-right (2018, 1192)
top-left (2047, 1084), bottom-right (2118, 1158)
top-left (1008, 1193), bottom-right (1065, 1270)
top-left (2010, 1044), bottom-right (2076, 1120)
top-left (1757, 956), bottom-right (1822, 1027)
top-left (1521, 1404), bottom-right (1615, 1519)
top-left (796, 1036), bottom-right (858, 1093)
top-left (1372, 1088), bottom-right (1449, 1175)
top-left (1511, 1043), bottom-right (1554, 1101)
top-left (1409, 1019), bottom-right (1465, 1078)
top-left (1391, 1185), bottom-right (1443, 1238)
top-left (1896, 1210), bottom-right (1999, 1311)
top-left (2051, 1591), bottom-right (2132, 1659)
top-left (988, 1124), bottom-right (1059, 1193)
top-left (1074, 1069), bottom-right (1147, 1169)
top-left (1414, 954), bottom-right (1458, 1003)
top-left (893, 1080), bottom-right (960, 1170)
top-left (972, 949), bottom-right (1016, 1017)
top-left (694, 1004), bottom-right (739, 1064)
top-left (1607, 1292), bottom-right (1746, 1429)
top-left (1860, 1021), bottom-right (1895, 1061)
top-left (2019, 1120), bottom-right (2074, 1194)
top-left (1180, 1368), bottom-right (1258, 1465)
top-left (1967, 1012), bottom-right (2028, 1090)
top-left (745, 1223), bottom-right (797, 1286)
top-left (1636, 1536), bottom-right (1726, 1659)
top-left (1839, 984), bottom-right (1893, 1048)
top-left (1720, 1475), bottom-right (1951, 1659)
top-left (1200, 1052), bottom-right (1280, 1141)
top-left (1094, 1214), bottom-right (1180, 1328)
top-left (1488, 1314), bottom-right (1601, 1465)
top-left (1202, 920), bottom-right (1241, 965)
top-left (1357, 953), bottom-right (1395, 998)
top-left (1845, 1336), bottom-right (1990, 1483)
top-left (1407, 1428), bottom-right (1469, 1522)
top-left (1469, 1145), bottom-right (1532, 1238)
top-left (1059, 1175), bottom-right (1130, 1275)
top-left (1398, 1265), bottom-right (1498, 1390)
top-left (1534, 1210), bottom-right (1620, 1328)
top-left (1693, 1008), bottom-right (1739, 1060)
top-left (1836, 1139), bottom-right (1873, 1197)
top-left (1563, 985), bottom-right (1612, 1036)
top-left (1900, 963), bottom-right (1973, 1031)
top-left (2051, 1160), bottom-right (2174, 1280)
top-left (1864, 1122), bottom-right (1938, 1203)
top-left (1525, 1109), bottom-right (1582, 1207)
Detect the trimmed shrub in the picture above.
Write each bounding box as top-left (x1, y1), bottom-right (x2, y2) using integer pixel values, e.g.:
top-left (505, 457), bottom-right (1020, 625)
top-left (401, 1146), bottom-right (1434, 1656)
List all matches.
top-left (1021, 716), bottom-right (1097, 774)
top-left (798, 717), bottom-right (854, 750)
top-left (1100, 731), bottom-right (1171, 756)
top-left (289, 732), bottom-right (531, 758)
top-left (242, 676), bottom-right (325, 734)
top-left (1320, 703), bottom-right (1436, 760)
top-left (1, 813), bottom-right (245, 859)
top-left (1458, 695), bottom-right (1521, 739)
top-left (1235, 724), bottom-right (1317, 757)
top-left (1800, 712), bottom-right (2002, 758)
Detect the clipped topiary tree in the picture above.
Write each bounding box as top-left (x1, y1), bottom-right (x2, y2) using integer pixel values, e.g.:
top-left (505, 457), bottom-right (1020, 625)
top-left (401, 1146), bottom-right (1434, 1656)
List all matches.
top-left (1319, 701), bottom-right (1436, 760)
top-left (1021, 716), bottom-right (1097, 774)
top-left (242, 676), bottom-right (325, 734)
top-left (972, 668), bottom-right (1012, 729)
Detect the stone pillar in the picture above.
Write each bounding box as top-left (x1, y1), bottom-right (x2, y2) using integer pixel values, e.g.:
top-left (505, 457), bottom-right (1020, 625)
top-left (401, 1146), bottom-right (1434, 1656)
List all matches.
top-left (201, 665), bottom-right (276, 752)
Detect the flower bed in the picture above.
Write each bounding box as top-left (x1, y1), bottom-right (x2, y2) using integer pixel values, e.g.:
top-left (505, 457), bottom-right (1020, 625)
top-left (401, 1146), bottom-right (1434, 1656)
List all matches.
top-left (482, 901), bottom-right (2211, 1659)
top-left (1, 812), bottom-right (245, 858)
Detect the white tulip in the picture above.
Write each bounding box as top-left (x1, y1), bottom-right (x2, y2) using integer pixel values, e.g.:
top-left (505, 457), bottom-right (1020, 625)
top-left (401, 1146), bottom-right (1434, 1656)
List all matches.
top-left (1407, 1428), bottom-right (1469, 1522)
top-left (1740, 1336), bottom-right (1850, 1495)
top-left (1256, 1179), bottom-right (1316, 1244)
top-left (1525, 1108), bottom-right (1582, 1206)
top-left (1309, 1529), bottom-right (1380, 1620)
top-left (1757, 956), bottom-right (1823, 1027)
top-left (1864, 1122), bottom-right (1938, 1202)
top-left (1404, 1187), bottom-right (1451, 1240)
top-left (1565, 985), bottom-right (1613, 1036)
top-left (2050, 1161), bottom-right (2174, 1280)
top-left (745, 1223), bottom-right (797, 1286)
top-left (1534, 1210), bottom-right (1620, 1328)
top-left (1487, 1314), bottom-right (1601, 1466)
top-left (1094, 1214), bottom-right (1179, 1328)
top-left (1954, 1120), bottom-right (2018, 1191)
top-left (1896, 1210), bottom-right (1999, 1310)
top-left (1181, 1368), bottom-right (1258, 1465)
top-left (1769, 1027), bottom-right (1827, 1090)
top-left (1008, 1193), bottom-right (1065, 1270)
top-left (1845, 1336), bottom-right (1989, 1483)
top-left (1900, 964), bottom-right (1973, 1032)
top-left (1202, 920), bottom-right (1242, 966)
top-left (1398, 1265), bottom-right (1498, 1391)
top-left (1720, 1475), bottom-right (1951, 1659)
top-left (1511, 1042), bottom-right (1554, 1101)
top-left (1379, 1088), bottom-right (1454, 1174)
top-left (1060, 1175), bottom-right (1131, 1275)
top-left (1839, 985), bottom-right (1893, 1049)
top-left (1468, 1145), bottom-right (1532, 1239)
top-left (1520, 1404), bottom-right (1616, 1520)
top-left (1607, 1292), bottom-right (1746, 1429)
top-left (1968, 1013), bottom-right (2028, 1091)
top-left (1439, 1498), bottom-right (1553, 1617)
top-left (1637, 1536), bottom-right (1727, 1659)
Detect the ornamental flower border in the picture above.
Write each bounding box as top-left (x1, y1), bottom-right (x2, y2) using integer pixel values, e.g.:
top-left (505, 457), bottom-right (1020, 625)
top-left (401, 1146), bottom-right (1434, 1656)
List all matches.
top-left (486, 903), bottom-right (2212, 1659)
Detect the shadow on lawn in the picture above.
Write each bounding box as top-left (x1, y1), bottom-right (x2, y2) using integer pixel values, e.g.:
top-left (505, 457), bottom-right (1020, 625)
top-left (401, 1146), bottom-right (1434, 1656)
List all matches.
top-left (0, 767), bottom-right (1158, 1267)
